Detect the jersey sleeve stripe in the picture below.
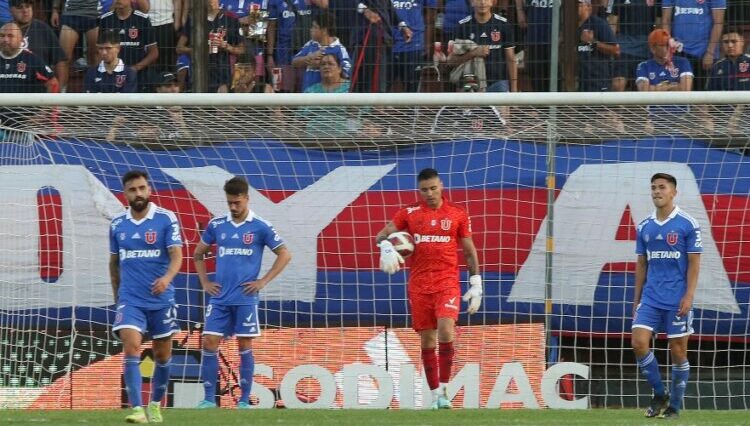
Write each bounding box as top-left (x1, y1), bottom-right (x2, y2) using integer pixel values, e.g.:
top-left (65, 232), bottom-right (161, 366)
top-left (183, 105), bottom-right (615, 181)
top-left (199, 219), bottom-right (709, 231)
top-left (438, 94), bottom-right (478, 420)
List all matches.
top-left (156, 207), bottom-right (179, 223)
top-left (677, 211), bottom-right (700, 229)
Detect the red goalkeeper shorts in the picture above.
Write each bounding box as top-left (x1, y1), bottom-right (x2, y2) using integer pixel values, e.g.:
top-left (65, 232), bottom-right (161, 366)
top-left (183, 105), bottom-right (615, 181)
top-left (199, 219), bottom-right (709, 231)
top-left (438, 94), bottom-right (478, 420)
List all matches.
top-left (408, 286), bottom-right (461, 331)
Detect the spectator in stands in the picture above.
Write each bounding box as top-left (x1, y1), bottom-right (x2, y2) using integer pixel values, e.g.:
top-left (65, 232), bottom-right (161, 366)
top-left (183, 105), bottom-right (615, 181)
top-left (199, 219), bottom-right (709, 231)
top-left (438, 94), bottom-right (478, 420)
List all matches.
top-left (607, 0), bottom-right (656, 92)
top-left (662, 0), bottom-right (725, 91)
top-left (230, 57), bottom-right (256, 93)
top-left (84, 29), bottom-right (137, 93)
top-left (265, 0), bottom-right (310, 92)
top-left (100, 0), bottom-right (149, 15)
top-left (636, 29), bottom-right (692, 92)
top-left (10, 0), bottom-right (67, 85)
top-left (304, 51), bottom-right (349, 93)
top-left (337, 0), bottom-right (412, 93)
top-left (0, 1), bottom-right (11, 26)
top-left (442, 0), bottom-right (471, 44)
top-left (100, 0), bottom-right (159, 92)
top-left (514, 0), bottom-right (554, 92)
top-left (147, 1), bottom-right (182, 74)
top-left (707, 27), bottom-right (750, 91)
top-left (176, 0), bottom-right (244, 93)
top-left (292, 12), bottom-right (351, 92)
top-left (449, 0), bottom-right (517, 93)
top-left (51, 0), bottom-right (99, 92)
top-left (576, 0), bottom-right (619, 92)
top-left (0, 21), bottom-right (57, 92)
top-left (389, 0), bottom-right (436, 92)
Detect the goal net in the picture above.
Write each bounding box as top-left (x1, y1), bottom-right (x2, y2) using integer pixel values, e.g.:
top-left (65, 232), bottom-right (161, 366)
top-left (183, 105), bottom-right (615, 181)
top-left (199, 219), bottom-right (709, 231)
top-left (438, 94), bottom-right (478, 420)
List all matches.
top-left (0, 92), bottom-right (747, 410)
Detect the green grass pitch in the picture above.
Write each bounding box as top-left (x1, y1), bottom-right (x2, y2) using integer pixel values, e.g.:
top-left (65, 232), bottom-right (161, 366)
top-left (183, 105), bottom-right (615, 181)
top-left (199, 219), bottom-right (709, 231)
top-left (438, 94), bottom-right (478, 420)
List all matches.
top-left (3, 409), bottom-right (748, 426)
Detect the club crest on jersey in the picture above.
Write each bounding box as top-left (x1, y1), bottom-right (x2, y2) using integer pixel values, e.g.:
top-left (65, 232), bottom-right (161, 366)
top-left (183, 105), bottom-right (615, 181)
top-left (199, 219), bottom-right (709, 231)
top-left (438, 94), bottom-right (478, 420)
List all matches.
top-left (669, 66), bottom-right (679, 78)
top-left (441, 219), bottom-right (452, 231)
top-left (491, 30), bottom-right (501, 42)
top-left (16, 61), bottom-right (26, 73)
top-left (145, 230), bottom-right (157, 244)
top-left (666, 232), bottom-right (678, 246)
top-left (243, 232), bottom-right (254, 244)
top-left (128, 28), bottom-right (139, 39)
top-left (116, 75), bottom-right (126, 88)
top-left (740, 62), bottom-right (749, 73)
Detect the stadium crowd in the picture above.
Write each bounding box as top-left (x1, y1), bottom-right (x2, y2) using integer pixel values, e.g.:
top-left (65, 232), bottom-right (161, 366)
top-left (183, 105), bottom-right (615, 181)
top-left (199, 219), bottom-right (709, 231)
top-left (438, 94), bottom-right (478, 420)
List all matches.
top-left (0, 0), bottom-right (748, 94)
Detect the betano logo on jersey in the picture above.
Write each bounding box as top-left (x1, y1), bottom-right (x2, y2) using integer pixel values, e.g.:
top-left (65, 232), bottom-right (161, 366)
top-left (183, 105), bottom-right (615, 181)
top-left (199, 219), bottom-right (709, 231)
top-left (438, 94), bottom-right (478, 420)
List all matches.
top-left (218, 247), bottom-right (254, 257)
top-left (646, 250), bottom-right (682, 260)
top-left (118, 248), bottom-right (161, 259)
top-left (413, 234), bottom-right (451, 244)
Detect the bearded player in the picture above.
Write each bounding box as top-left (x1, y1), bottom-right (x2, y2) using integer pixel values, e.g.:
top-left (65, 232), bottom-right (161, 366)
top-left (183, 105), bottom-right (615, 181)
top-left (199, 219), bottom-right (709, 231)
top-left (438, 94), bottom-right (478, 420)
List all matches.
top-left (375, 167), bottom-right (482, 409)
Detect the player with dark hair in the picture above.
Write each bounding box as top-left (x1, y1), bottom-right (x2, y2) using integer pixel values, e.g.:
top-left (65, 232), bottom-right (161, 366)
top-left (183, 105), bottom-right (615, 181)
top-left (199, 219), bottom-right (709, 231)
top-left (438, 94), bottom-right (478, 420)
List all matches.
top-left (110, 170), bottom-right (183, 423)
top-left (632, 172), bottom-right (702, 419)
top-left (84, 29), bottom-right (137, 93)
top-left (193, 176), bottom-right (291, 409)
top-left (375, 168), bottom-right (481, 409)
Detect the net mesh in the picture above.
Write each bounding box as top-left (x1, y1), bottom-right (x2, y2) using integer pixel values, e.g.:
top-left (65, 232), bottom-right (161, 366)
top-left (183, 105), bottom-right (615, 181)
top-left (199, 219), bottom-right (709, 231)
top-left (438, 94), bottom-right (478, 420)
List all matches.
top-left (0, 97), bottom-right (748, 410)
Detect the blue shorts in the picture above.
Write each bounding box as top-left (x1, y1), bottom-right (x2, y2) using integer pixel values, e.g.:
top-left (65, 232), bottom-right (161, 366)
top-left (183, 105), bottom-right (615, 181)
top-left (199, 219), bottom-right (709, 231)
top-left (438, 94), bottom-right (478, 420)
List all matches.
top-left (60, 15), bottom-right (99, 34)
top-left (203, 304), bottom-right (260, 338)
top-left (632, 303), bottom-right (694, 339)
top-left (113, 303), bottom-right (180, 340)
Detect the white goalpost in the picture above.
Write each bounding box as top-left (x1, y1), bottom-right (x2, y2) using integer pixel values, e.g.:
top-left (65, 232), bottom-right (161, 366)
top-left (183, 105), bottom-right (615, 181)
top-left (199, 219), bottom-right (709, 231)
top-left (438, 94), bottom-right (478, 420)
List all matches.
top-left (0, 92), bottom-right (748, 410)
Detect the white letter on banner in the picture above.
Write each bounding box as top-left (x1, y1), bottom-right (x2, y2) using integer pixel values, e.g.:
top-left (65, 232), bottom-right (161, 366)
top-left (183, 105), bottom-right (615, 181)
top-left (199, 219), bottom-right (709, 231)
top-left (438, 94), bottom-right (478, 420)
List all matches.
top-left (341, 363), bottom-right (393, 409)
top-left (0, 165), bottom-right (123, 310)
top-left (448, 363), bottom-right (480, 408)
top-left (541, 362), bottom-right (589, 409)
top-left (162, 164), bottom-right (395, 303)
top-left (510, 162), bottom-right (739, 314)
top-left (251, 364), bottom-right (276, 409)
top-left (486, 362), bottom-right (539, 408)
top-left (279, 364), bottom-right (337, 408)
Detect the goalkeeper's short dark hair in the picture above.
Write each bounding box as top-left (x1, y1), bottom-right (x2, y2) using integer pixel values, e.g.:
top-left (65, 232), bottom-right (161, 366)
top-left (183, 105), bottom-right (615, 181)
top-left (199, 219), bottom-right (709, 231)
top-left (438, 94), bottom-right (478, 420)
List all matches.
top-left (97, 29), bottom-right (120, 45)
top-left (417, 168), bottom-right (440, 182)
top-left (651, 172), bottom-right (677, 187)
top-left (122, 170), bottom-right (149, 186)
top-left (224, 176), bottom-right (249, 196)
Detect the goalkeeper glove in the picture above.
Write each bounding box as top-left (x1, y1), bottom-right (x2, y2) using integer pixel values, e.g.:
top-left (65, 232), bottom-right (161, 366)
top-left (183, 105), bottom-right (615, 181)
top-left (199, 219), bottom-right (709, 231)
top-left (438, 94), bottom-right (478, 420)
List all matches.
top-left (378, 240), bottom-right (404, 275)
top-left (462, 275), bottom-right (483, 314)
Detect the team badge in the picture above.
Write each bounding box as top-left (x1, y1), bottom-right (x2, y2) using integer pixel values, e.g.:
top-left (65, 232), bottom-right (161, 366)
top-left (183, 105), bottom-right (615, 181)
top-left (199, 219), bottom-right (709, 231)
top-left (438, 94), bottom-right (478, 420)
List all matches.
top-left (649, 72), bottom-right (655, 80)
top-left (666, 232), bottom-right (678, 246)
top-left (16, 61), bottom-right (26, 73)
top-left (243, 232), bottom-right (254, 244)
top-left (491, 30), bottom-right (501, 42)
top-left (669, 67), bottom-right (679, 78)
top-left (441, 219), bottom-right (452, 231)
top-left (740, 62), bottom-right (749, 73)
top-left (128, 27), bottom-right (139, 39)
top-left (119, 232), bottom-right (126, 241)
top-left (115, 74), bottom-right (126, 88)
top-left (145, 230), bottom-right (157, 244)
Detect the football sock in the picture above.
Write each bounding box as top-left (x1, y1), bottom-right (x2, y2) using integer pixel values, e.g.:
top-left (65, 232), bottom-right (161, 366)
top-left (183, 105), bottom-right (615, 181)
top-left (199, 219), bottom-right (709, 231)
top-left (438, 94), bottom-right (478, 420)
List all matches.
top-left (421, 348), bottom-right (439, 390)
top-left (239, 349), bottom-right (255, 404)
top-left (151, 357), bottom-right (172, 403)
top-left (670, 361), bottom-right (690, 411)
top-left (201, 349), bottom-right (219, 402)
top-left (124, 355), bottom-right (143, 408)
top-left (636, 351), bottom-right (665, 397)
top-left (438, 341), bottom-right (454, 385)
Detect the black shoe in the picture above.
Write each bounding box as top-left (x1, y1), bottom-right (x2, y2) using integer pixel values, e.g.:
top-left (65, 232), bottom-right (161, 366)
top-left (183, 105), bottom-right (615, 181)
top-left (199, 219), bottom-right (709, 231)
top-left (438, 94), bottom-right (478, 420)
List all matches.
top-left (644, 393), bottom-right (669, 418)
top-left (658, 406), bottom-right (680, 420)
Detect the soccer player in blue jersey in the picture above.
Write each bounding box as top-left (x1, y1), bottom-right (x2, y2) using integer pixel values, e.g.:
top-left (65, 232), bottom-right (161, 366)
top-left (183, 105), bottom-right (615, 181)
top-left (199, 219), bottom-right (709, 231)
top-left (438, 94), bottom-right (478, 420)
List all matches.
top-left (632, 173), bottom-right (702, 420)
top-left (193, 176), bottom-right (291, 409)
top-left (109, 170), bottom-right (183, 423)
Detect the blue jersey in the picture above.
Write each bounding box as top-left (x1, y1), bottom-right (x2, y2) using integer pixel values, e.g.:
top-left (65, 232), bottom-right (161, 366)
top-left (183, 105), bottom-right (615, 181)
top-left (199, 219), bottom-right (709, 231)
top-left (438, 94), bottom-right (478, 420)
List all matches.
top-left (636, 206), bottom-right (703, 310)
top-left (636, 56), bottom-right (693, 87)
top-left (222, 0), bottom-right (264, 17)
top-left (708, 54), bottom-right (750, 91)
top-left (268, 0), bottom-right (308, 65)
top-left (663, 0), bottom-right (726, 57)
top-left (201, 211), bottom-right (285, 306)
top-left (442, 0), bottom-right (470, 36)
top-left (293, 39), bottom-right (352, 91)
top-left (110, 203), bottom-right (183, 309)
top-left (525, 0), bottom-right (554, 45)
top-left (84, 59), bottom-right (138, 93)
top-left (392, 0), bottom-right (436, 54)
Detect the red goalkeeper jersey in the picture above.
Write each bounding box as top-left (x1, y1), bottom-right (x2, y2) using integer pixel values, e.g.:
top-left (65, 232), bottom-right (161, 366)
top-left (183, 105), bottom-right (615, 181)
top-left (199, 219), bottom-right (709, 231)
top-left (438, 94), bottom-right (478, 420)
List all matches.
top-left (392, 197), bottom-right (472, 294)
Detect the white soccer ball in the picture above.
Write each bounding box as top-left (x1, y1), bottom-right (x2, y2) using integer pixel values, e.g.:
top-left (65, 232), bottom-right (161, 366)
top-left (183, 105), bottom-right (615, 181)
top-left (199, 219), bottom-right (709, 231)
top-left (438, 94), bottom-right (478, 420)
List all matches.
top-left (387, 231), bottom-right (414, 258)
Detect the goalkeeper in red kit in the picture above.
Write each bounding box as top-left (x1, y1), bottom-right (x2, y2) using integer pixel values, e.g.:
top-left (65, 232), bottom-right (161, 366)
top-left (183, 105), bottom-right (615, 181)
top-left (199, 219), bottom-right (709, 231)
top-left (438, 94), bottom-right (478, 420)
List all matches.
top-left (375, 168), bottom-right (482, 409)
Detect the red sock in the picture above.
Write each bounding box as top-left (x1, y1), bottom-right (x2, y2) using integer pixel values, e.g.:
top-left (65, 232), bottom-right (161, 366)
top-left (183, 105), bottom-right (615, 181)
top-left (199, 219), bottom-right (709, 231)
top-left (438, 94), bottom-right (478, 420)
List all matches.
top-left (438, 342), bottom-right (454, 383)
top-left (421, 348), bottom-right (439, 390)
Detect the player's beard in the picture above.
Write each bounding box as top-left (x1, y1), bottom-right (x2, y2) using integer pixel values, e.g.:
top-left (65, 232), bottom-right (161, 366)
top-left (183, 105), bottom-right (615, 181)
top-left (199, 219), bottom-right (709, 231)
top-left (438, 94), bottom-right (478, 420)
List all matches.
top-left (129, 197), bottom-right (149, 212)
